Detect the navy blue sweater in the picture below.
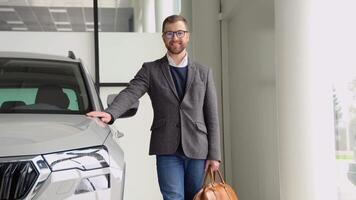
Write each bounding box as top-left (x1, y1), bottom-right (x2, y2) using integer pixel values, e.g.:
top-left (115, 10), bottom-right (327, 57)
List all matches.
top-left (169, 65), bottom-right (188, 101)
top-left (170, 65), bottom-right (188, 155)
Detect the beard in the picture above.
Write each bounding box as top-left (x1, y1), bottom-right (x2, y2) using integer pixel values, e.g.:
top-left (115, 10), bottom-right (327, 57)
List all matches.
top-left (165, 41), bottom-right (186, 55)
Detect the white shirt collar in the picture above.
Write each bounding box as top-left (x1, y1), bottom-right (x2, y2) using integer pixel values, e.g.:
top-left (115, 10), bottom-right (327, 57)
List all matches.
top-left (167, 53), bottom-right (188, 68)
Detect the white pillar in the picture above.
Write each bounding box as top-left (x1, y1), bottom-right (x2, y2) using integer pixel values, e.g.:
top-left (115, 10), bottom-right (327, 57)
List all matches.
top-left (131, 0), bottom-right (143, 32)
top-left (142, 0), bottom-right (155, 33)
top-left (155, 0), bottom-right (175, 32)
top-left (276, 0), bottom-right (338, 199)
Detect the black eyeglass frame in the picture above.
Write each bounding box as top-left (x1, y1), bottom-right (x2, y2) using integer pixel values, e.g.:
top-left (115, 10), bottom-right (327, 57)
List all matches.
top-left (162, 30), bottom-right (189, 39)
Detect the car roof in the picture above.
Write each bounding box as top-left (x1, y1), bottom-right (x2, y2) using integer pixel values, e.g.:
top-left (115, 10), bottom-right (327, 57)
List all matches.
top-left (0, 51), bottom-right (80, 63)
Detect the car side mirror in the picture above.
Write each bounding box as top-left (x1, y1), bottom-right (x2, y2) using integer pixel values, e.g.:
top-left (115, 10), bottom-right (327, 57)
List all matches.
top-left (107, 94), bottom-right (139, 118)
top-left (107, 94), bottom-right (117, 107)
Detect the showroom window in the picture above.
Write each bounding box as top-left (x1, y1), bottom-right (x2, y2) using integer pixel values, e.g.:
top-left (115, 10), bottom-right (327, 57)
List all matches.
top-left (0, 0), bottom-right (182, 33)
top-left (333, 77), bottom-right (356, 199)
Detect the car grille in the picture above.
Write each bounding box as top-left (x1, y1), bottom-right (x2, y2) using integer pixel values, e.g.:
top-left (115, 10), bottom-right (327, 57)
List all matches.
top-left (0, 161), bottom-right (39, 200)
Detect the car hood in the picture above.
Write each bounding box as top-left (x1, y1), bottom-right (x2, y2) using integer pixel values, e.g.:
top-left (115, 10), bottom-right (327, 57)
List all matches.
top-left (0, 114), bottom-right (111, 157)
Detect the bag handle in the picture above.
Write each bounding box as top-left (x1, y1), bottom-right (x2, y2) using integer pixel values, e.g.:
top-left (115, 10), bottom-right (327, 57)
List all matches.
top-left (202, 167), bottom-right (226, 186)
top-left (215, 168), bottom-right (226, 184)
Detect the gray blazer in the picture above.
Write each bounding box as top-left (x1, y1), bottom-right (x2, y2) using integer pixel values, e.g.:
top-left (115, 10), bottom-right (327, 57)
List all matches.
top-left (106, 56), bottom-right (221, 161)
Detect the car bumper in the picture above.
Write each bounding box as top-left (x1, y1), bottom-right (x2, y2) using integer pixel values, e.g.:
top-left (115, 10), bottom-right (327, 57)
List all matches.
top-left (34, 165), bottom-right (125, 200)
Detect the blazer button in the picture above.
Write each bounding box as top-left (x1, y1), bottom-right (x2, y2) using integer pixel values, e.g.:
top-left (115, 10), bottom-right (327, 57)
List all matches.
top-left (176, 123), bottom-right (180, 128)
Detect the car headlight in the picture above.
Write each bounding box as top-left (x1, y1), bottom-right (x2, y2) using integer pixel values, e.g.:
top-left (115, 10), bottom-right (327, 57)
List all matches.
top-left (43, 146), bottom-right (109, 171)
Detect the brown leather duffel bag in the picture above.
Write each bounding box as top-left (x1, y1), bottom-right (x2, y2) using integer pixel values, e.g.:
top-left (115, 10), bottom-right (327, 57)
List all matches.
top-left (193, 168), bottom-right (239, 200)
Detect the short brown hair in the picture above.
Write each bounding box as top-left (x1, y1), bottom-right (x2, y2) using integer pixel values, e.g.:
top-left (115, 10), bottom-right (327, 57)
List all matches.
top-left (162, 15), bottom-right (188, 32)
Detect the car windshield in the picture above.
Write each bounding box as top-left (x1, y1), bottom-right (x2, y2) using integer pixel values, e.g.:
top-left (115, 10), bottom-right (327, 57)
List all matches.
top-left (0, 58), bottom-right (92, 114)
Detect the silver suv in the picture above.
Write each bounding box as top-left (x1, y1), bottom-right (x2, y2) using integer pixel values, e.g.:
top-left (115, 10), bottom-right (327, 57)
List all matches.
top-left (0, 51), bottom-right (135, 200)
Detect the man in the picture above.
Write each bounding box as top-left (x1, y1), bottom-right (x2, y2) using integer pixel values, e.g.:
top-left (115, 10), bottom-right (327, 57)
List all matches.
top-left (87, 15), bottom-right (221, 200)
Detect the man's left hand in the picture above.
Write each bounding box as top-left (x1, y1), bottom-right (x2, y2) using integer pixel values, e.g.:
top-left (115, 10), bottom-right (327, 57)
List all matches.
top-left (205, 160), bottom-right (220, 172)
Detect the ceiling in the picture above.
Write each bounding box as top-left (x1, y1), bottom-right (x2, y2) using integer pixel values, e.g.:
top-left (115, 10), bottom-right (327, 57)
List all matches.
top-left (0, 0), bottom-right (133, 32)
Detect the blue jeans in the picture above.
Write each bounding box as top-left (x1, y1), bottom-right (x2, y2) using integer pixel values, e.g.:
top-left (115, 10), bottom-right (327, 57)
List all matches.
top-left (156, 154), bottom-right (205, 200)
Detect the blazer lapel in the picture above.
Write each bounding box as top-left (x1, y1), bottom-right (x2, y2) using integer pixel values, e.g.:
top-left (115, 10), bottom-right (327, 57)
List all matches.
top-left (159, 56), bottom-right (180, 101)
top-left (182, 58), bottom-right (196, 101)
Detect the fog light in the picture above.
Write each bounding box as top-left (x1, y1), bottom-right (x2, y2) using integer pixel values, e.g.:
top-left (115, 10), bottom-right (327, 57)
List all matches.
top-left (75, 174), bottom-right (110, 194)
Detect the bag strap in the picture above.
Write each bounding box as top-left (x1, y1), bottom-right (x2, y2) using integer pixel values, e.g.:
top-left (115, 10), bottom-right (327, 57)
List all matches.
top-left (215, 169), bottom-right (226, 184)
top-left (202, 168), bottom-right (213, 186)
top-left (203, 167), bottom-right (227, 186)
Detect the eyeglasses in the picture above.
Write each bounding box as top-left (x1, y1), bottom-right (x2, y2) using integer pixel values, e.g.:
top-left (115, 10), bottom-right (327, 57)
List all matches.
top-left (163, 30), bottom-right (188, 39)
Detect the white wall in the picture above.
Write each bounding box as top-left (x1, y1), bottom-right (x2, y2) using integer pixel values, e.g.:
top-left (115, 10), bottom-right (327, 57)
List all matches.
top-left (99, 33), bottom-right (165, 200)
top-left (221, 0), bottom-right (279, 200)
top-left (99, 33), bottom-right (165, 82)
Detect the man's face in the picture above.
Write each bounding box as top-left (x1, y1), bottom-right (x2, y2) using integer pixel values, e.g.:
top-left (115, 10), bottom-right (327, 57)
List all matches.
top-left (162, 21), bottom-right (189, 55)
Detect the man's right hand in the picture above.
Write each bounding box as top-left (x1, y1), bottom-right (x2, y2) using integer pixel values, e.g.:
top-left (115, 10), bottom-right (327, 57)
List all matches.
top-left (86, 111), bottom-right (112, 124)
